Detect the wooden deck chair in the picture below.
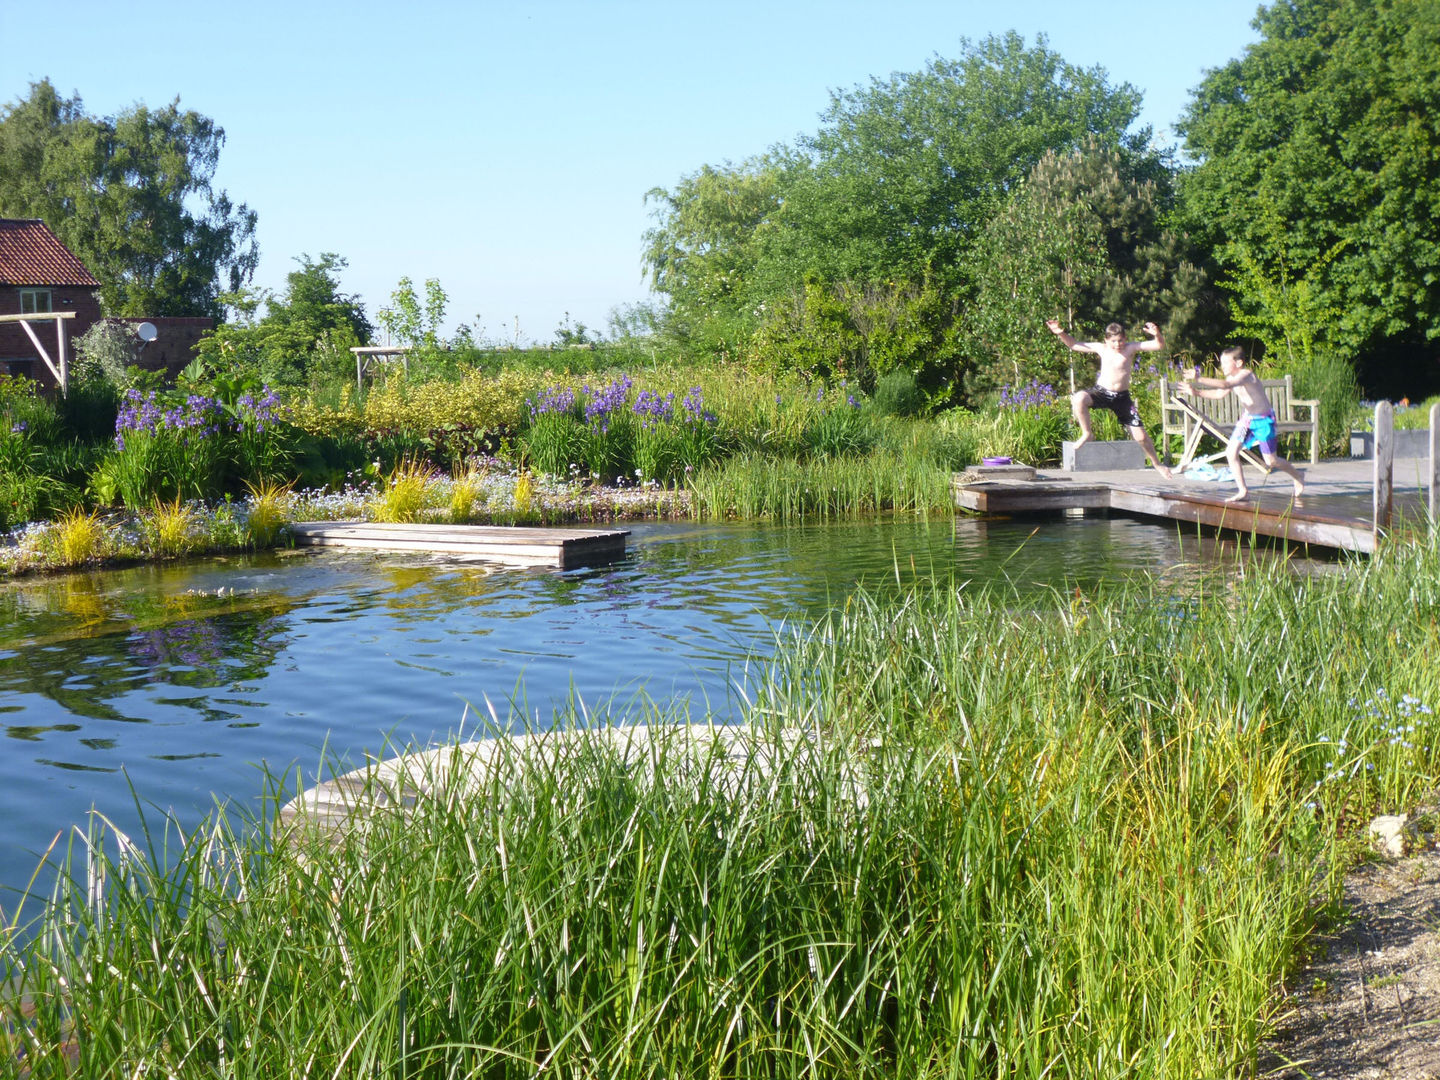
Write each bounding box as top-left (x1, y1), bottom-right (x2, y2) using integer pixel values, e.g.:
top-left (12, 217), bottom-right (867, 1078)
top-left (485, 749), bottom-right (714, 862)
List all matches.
top-left (1167, 393), bottom-right (1270, 474)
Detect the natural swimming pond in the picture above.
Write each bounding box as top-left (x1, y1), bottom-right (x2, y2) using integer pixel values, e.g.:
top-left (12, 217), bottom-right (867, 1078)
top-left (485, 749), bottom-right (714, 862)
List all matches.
top-left (0, 514), bottom-right (1321, 901)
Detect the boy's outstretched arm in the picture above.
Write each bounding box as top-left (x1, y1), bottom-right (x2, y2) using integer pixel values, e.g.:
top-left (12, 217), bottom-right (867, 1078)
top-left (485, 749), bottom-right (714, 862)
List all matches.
top-left (1046, 318), bottom-right (1093, 353)
top-left (1136, 321), bottom-right (1166, 352)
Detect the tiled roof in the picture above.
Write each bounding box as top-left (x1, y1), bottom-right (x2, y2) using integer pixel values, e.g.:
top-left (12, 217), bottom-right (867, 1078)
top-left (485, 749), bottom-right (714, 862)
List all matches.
top-left (0, 219), bottom-right (100, 287)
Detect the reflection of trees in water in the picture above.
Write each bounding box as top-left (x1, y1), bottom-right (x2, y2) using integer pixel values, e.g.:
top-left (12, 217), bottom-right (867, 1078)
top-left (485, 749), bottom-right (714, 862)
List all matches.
top-left (0, 583), bottom-right (295, 728)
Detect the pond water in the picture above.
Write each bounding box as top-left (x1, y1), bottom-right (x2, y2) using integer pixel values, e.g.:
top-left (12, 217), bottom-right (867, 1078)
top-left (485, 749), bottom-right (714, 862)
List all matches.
top-left (0, 514), bottom-right (1312, 902)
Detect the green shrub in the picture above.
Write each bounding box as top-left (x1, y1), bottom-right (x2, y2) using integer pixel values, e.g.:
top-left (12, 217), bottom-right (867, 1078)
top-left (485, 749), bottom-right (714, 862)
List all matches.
top-left (872, 367), bottom-right (925, 417)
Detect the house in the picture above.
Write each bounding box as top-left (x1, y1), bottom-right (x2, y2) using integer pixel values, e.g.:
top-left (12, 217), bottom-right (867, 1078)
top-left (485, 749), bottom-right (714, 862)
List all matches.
top-left (0, 217), bottom-right (102, 390)
top-left (0, 217), bottom-right (212, 391)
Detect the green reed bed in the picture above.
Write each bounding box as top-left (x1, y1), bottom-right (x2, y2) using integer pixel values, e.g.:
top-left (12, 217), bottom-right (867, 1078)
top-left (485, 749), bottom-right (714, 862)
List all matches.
top-left (688, 449), bottom-right (956, 522)
top-left (2, 538), bottom-right (1438, 1077)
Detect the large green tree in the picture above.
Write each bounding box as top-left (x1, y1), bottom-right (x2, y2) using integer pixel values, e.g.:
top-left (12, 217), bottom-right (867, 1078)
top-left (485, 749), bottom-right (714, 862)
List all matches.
top-left (643, 33), bottom-right (1155, 383)
top-left (775, 32), bottom-right (1151, 287)
top-left (966, 141), bottom-right (1223, 392)
top-left (1178, 0), bottom-right (1440, 395)
top-left (0, 79), bottom-right (258, 319)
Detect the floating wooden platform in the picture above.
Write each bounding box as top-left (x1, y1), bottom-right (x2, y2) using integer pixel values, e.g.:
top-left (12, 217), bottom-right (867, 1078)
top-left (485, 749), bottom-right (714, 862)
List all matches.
top-left (288, 521), bottom-right (630, 569)
top-left (955, 458), bottom-right (1433, 554)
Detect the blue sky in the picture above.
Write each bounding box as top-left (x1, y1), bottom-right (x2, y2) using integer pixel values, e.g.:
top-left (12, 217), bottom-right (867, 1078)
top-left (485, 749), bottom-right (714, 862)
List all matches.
top-left (1, 0), bottom-right (1263, 346)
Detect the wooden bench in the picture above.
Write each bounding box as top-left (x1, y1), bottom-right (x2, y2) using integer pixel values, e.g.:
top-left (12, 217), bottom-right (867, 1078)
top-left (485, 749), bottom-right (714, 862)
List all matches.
top-left (1159, 374), bottom-right (1321, 468)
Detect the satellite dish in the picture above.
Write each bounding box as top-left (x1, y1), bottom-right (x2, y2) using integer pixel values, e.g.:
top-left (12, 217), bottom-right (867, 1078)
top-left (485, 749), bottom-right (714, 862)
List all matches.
top-left (136, 322), bottom-right (158, 343)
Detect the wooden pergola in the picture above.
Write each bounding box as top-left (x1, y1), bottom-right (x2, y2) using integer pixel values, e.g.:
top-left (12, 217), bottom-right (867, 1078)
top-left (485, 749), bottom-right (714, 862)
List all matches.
top-left (350, 345), bottom-right (410, 392)
top-left (0, 311), bottom-right (75, 393)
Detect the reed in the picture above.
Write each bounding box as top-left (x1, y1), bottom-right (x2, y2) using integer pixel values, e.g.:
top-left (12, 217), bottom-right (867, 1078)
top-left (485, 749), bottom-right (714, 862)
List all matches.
top-left (688, 449), bottom-right (955, 521)
top-left (3, 521), bottom-right (1437, 1077)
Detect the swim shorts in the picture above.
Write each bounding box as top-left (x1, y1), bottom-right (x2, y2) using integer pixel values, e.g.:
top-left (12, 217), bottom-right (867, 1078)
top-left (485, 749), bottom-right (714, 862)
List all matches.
top-left (1084, 386), bottom-right (1144, 429)
top-left (1233, 412), bottom-right (1279, 456)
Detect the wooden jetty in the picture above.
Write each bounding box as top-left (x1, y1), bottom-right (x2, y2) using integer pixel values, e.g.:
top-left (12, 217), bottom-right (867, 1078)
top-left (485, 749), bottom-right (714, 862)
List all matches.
top-left (288, 521), bottom-right (630, 569)
top-left (955, 456), bottom-right (1436, 555)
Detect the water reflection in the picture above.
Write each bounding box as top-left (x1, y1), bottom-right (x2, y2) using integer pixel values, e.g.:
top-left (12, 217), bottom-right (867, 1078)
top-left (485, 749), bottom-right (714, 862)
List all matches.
top-left (0, 514), bottom-right (1317, 899)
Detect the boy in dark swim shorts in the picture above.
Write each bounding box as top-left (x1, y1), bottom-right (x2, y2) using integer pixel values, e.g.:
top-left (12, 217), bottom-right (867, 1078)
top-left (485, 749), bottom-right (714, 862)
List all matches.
top-left (1179, 346), bottom-right (1306, 502)
top-left (1045, 318), bottom-right (1172, 478)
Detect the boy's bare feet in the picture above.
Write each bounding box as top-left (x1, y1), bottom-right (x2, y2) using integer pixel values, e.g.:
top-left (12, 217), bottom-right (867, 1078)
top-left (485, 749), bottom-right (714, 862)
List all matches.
top-left (1153, 464), bottom-right (1173, 480)
top-left (1293, 470), bottom-right (1306, 497)
top-left (1224, 490), bottom-right (1249, 503)
top-left (1072, 432), bottom-right (1092, 449)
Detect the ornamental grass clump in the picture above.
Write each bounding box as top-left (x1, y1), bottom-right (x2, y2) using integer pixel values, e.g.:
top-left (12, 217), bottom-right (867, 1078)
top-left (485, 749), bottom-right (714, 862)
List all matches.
top-left (243, 479), bottom-right (293, 548)
top-left (47, 507), bottom-right (111, 567)
top-left (140, 497), bottom-right (200, 559)
top-left (369, 457), bottom-right (435, 523)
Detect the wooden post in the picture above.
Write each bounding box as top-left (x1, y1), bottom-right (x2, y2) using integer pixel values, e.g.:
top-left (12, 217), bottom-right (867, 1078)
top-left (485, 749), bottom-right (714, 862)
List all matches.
top-left (1429, 401), bottom-right (1439, 527)
top-left (57, 315), bottom-right (69, 395)
top-left (1373, 400), bottom-right (1394, 540)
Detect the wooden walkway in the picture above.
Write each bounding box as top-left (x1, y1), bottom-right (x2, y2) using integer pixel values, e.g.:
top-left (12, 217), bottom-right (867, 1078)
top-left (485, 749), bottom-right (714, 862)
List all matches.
top-left (289, 521), bottom-right (629, 569)
top-left (955, 458), bottom-right (1436, 554)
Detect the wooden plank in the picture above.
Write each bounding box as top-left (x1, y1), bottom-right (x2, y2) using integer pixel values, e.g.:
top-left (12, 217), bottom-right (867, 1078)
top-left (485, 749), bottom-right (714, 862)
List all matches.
top-left (1430, 402), bottom-right (1439, 526)
top-left (1108, 487), bottom-right (1374, 553)
top-left (288, 521), bottom-right (629, 568)
top-left (1374, 401), bottom-right (1394, 538)
top-left (955, 482), bottom-right (1110, 513)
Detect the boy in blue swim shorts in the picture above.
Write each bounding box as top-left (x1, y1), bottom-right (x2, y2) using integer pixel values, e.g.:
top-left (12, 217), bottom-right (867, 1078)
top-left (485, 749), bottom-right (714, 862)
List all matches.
top-left (1179, 346), bottom-right (1306, 502)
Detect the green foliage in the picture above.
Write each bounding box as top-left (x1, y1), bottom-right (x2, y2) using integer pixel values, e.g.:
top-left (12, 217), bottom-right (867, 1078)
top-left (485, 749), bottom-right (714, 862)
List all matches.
top-left (966, 141), bottom-right (1222, 393)
top-left (967, 401), bottom-right (1074, 466)
top-left (752, 276), bottom-right (963, 397)
top-left (871, 367), bottom-right (926, 418)
top-left (0, 79), bottom-right (258, 318)
top-left (802, 398), bottom-right (878, 459)
top-left (72, 318), bottom-right (142, 387)
top-left (780, 32), bottom-right (1148, 289)
top-left (1178, 0), bottom-right (1440, 370)
top-left (195, 253), bottom-right (370, 387)
top-left (377, 275), bottom-right (448, 357)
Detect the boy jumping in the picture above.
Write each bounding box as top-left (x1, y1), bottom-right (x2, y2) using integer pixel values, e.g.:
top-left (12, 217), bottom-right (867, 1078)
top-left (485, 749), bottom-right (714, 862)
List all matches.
top-left (1179, 346), bottom-right (1306, 502)
top-left (1045, 318), bottom-right (1171, 478)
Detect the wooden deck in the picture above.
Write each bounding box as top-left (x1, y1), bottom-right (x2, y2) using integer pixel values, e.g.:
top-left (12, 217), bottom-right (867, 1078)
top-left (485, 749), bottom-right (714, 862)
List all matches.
top-left (288, 521), bottom-right (630, 569)
top-left (955, 458), bottom-right (1436, 554)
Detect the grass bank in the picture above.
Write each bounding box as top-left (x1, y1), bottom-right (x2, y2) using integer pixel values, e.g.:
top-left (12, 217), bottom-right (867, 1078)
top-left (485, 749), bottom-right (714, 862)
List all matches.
top-left (2, 537), bottom-right (1437, 1076)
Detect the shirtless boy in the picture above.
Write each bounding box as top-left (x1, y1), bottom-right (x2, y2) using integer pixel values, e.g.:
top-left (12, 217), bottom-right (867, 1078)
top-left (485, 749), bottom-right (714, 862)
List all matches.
top-left (1178, 345), bottom-right (1306, 502)
top-left (1045, 318), bottom-right (1172, 478)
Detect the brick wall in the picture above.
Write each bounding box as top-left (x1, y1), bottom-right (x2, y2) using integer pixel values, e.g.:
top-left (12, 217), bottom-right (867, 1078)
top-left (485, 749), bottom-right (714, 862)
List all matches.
top-left (0, 288), bottom-right (211, 391)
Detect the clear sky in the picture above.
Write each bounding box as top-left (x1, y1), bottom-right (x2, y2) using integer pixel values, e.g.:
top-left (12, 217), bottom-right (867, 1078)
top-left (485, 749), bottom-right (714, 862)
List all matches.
top-left (1, 0), bottom-right (1262, 346)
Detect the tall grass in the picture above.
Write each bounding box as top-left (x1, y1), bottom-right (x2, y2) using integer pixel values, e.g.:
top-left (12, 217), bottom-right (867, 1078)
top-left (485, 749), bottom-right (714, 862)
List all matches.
top-left (2, 537), bottom-right (1438, 1075)
top-left (688, 449), bottom-right (956, 521)
top-left (371, 457), bottom-right (436, 523)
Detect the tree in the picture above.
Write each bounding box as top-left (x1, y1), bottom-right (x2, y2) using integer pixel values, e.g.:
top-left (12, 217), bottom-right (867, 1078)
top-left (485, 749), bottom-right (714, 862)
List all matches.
top-left (966, 141), bottom-right (1223, 391)
top-left (773, 32), bottom-right (1152, 288)
top-left (642, 160), bottom-right (783, 352)
top-left (195, 253), bottom-right (370, 384)
top-left (0, 79), bottom-right (258, 318)
top-left (642, 34), bottom-right (1155, 377)
top-left (1178, 0), bottom-right (1440, 394)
